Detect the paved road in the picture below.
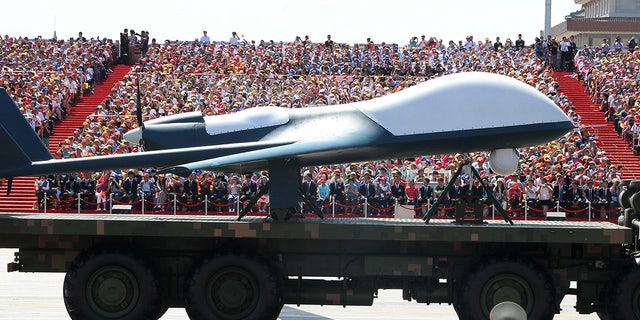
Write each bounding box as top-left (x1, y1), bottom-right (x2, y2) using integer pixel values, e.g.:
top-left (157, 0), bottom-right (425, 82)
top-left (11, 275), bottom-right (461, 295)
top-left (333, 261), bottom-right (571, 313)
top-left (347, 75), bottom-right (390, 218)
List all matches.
top-left (0, 249), bottom-right (598, 319)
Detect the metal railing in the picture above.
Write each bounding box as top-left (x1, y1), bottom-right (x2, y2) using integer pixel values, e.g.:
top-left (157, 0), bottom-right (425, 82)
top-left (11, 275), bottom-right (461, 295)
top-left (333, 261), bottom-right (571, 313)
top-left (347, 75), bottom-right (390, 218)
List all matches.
top-left (36, 193), bottom-right (621, 222)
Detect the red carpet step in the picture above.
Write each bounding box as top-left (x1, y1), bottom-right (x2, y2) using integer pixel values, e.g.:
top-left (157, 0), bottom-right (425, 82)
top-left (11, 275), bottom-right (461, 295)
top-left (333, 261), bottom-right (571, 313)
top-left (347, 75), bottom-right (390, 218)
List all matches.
top-left (553, 71), bottom-right (640, 179)
top-left (0, 65), bottom-right (132, 212)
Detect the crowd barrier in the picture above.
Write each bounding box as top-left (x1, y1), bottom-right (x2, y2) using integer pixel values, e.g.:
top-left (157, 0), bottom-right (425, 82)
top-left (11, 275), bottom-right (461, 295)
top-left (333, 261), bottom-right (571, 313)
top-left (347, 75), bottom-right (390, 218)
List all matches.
top-left (35, 193), bottom-right (621, 223)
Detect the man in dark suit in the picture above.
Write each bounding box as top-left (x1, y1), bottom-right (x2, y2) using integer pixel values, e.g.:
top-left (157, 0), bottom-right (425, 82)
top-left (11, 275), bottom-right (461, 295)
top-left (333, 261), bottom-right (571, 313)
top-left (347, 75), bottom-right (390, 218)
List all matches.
top-left (182, 173), bottom-right (200, 211)
top-left (300, 172), bottom-right (317, 212)
top-left (552, 175), bottom-right (568, 209)
top-left (239, 174), bottom-right (258, 211)
top-left (390, 177), bottom-right (406, 205)
top-left (583, 179), bottom-right (597, 204)
top-left (122, 170), bottom-right (139, 204)
top-left (449, 178), bottom-right (463, 201)
top-left (358, 174), bottom-right (376, 214)
top-left (596, 180), bottom-right (613, 218)
top-left (418, 178), bottom-right (434, 215)
top-left (79, 173), bottom-right (96, 209)
top-left (566, 181), bottom-right (585, 216)
top-left (330, 175), bottom-right (345, 213)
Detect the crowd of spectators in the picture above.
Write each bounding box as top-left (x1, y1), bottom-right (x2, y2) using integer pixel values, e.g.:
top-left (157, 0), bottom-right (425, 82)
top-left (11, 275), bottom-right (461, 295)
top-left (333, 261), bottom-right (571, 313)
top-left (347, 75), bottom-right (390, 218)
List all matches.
top-left (9, 31), bottom-right (640, 218)
top-left (0, 34), bottom-right (115, 144)
top-left (575, 42), bottom-right (640, 156)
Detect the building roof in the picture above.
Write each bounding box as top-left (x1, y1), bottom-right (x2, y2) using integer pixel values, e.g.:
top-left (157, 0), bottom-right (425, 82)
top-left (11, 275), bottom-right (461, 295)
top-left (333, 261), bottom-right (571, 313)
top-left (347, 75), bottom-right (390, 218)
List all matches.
top-left (552, 17), bottom-right (640, 35)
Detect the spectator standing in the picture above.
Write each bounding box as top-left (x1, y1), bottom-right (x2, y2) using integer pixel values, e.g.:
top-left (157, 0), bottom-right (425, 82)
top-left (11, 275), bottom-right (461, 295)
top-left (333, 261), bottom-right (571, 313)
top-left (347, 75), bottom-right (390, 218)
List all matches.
top-left (301, 172), bottom-right (317, 212)
top-left (230, 32), bottom-right (240, 46)
top-left (493, 37), bottom-right (503, 51)
top-left (120, 28), bottom-right (129, 62)
top-left (600, 38), bottom-right (610, 54)
top-left (628, 36), bottom-right (637, 52)
top-left (613, 37), bottom-right (624, 52)
top-left (330, 174), bottom-right (346, 213)
top-left (200, 31), bottom-right (210, 44)
top-left (405, 179), bottom-right (420, 215)
top-left (596, 180), bottom-right (612, 217)
top-left (325, 34), bottom-right (334, 51)
top-left (35, 176), bottom-right (50, 209)
top-left (559, 36), bottom-right (571, 71)
top-left (524, 179), bottom-right (538, 212)
top-left (358, 174), bottom-right (375, 211)
top-left (515, 34), bottom-right (525, 50)
top-left (95, 172), bottom-right (109, 210)
top-left (553, 175), bottom-right (568, 209)
top-left (390, 176), bottom-right (406, 205)
top-left (76, 32), bottom-right (86, 42)
top-left (344, 177), bottom-right (359, 214)
top-left (317, 178), bottom-right (330, 214)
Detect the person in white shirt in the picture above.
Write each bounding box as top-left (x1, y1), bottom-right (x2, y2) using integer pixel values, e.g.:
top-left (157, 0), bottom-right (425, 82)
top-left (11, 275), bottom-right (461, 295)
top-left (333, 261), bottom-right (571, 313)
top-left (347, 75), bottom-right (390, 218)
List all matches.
top-left (559, 36), bottom-right (572, 71)
top-left (524, 179), bottom-right (538, 216)
top-left (229, 31), bottom-right (240, 46)
top-left (537, 177), bottom-right (553, 212)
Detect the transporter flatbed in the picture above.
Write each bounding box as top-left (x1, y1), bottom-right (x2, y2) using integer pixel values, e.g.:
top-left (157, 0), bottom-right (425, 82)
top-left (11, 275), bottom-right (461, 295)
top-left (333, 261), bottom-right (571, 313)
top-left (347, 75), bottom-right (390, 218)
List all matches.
top-left (1, 211), bottom-right (639, 320)
top-left (0, 213), bottom-right (629, 244)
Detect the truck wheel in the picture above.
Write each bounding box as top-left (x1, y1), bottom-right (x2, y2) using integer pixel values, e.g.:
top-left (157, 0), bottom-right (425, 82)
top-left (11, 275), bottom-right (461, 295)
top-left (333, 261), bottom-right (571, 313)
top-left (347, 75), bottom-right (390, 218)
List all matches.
top-left (63, 249), bottom-right (162, 320)
top-left (454, 258), bottom-right (555, 320)
top-left (606, 265), bottom-right (640, 320)
top-left (185, 253), bottom-right (282, 320)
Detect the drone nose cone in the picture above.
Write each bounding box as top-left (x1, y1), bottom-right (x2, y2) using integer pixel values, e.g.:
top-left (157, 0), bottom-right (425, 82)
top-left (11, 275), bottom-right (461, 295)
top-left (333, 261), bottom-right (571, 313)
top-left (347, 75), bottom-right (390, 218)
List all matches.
top-left (122, 128), bottom-right (142, 145)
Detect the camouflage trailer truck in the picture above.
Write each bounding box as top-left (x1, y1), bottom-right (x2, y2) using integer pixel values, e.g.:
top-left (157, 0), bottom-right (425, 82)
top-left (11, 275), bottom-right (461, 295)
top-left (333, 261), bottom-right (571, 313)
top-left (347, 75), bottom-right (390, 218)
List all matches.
top-left (4, 180), bottom-right (640, 320)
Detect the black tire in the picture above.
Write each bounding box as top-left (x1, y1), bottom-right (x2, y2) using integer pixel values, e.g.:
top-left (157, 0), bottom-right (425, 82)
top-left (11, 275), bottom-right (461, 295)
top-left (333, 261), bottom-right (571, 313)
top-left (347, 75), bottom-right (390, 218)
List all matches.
top-left (185, 253), bottom-right (282, 320)
top-left (606, 264), bottom-right (640, 320)
top-left (154, 304), bottom-right (169, 320)
top-left (454, 258), bottom-right (555, 320)
top-left (63, 249), bottom-right (162, 320)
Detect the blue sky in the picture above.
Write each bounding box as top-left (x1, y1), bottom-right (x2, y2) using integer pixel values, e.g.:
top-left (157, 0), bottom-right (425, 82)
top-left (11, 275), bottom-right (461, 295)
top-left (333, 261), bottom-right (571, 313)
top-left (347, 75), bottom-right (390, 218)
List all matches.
top-left (3, 0), bottom-right (581, 45)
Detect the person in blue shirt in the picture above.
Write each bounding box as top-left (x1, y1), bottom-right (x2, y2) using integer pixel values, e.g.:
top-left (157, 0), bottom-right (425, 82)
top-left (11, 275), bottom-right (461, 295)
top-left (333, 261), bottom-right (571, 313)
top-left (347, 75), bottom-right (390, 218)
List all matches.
top-left (317, 178), bottom-right (330, 214)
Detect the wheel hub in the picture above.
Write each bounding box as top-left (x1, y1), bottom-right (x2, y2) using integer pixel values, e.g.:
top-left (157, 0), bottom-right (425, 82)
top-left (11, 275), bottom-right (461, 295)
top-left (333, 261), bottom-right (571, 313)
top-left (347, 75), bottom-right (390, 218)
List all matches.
top-left (87, 266), bottom-right (139, 318)
top-left (481, 274), bottom-right (532, 317)
top-left (207, 267), bottom-right (258, 319)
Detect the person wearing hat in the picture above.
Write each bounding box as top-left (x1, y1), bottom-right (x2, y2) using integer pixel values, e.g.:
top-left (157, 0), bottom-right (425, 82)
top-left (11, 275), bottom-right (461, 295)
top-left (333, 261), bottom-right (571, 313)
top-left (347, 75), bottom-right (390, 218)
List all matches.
top-left (182, 172), bottom-right (200, 211)
top-left (344, 177), bottom-right (359, 214)
top-left (375, 176), bottom-right (392, 215)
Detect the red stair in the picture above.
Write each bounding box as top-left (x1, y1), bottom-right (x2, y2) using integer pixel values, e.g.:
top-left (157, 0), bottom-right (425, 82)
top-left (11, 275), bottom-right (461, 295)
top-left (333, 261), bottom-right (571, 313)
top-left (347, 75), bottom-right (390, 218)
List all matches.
top-left (0, 65), bottom-right (132, 212)
top-left (553, 71), bottom-right (640, 179)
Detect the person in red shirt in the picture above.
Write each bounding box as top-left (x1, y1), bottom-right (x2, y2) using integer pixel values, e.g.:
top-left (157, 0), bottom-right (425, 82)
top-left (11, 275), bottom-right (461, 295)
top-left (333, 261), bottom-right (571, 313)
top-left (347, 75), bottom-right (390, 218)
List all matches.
top-left (507, 182), bottom-right (523, 215)
top-left (405, 179), bottom-right (420, 215)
